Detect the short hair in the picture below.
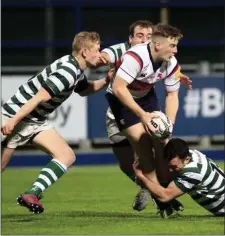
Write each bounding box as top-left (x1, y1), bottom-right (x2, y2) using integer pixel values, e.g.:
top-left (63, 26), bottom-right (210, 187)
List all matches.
top-left (164, 138), bottom-right (189, 161)
top-left (72, 31), bottom-right (100, 53)
top-left (129, 20), bottom-right (153, 37)
top-left (152, 23), bottom-right (183, 40)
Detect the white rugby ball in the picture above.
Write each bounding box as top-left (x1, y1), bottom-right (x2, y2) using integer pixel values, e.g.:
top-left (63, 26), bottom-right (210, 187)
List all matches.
top-left (150, 111), bottom-right (173, 140)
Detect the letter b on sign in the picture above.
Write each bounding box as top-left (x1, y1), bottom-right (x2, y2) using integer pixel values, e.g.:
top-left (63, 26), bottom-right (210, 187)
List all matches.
top-left (202, 88), bottom-right (224, 117)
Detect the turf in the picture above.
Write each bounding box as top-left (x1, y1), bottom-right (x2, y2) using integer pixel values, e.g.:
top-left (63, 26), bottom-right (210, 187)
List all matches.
top-left (1, 162), bottom-right (224, 235)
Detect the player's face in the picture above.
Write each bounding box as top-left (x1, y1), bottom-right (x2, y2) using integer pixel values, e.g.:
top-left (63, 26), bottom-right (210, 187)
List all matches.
top-left (85, 43), bottom-right (101, 67)
top-left (157, 37), bottom-right (178, 62)
top-left (167, 156), bottom-right (189, 173)
top-left (129, 26), bottom-right (152, 46)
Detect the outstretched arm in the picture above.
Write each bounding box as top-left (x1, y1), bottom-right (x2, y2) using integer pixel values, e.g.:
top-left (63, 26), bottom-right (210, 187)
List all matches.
top-left (1, 88), bottom-right (51, 135)
top-left (133, 161), bottom-right (184, 202)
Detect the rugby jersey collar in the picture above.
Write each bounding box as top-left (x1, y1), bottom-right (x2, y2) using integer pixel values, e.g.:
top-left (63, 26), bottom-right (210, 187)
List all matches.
top-left (147, 43), bottom-right (163, 72)
top-left (69, 55), bottom-right (83, 72)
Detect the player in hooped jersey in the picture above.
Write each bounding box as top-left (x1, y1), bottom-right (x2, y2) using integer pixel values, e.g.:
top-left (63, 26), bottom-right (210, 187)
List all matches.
top-left (101, 22), bottom-right (191, 216)
top-left (1, 32), bottom-right (112, 214)
top-left (133, 138), bottom-right (225, 217)
top-left (105, 23), bottom-right (184, 215)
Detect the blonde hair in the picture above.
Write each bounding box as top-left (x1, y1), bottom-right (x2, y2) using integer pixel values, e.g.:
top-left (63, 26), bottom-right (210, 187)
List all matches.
top-left (72, 31), bottom-right (100, 53)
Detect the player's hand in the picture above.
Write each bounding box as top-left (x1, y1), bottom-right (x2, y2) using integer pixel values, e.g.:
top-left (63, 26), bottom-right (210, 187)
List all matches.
top-left (99, 54), bottom-right (109, 65)
top-left (133, 160), bottom-right (143, 176)
top-left (180, 72), bottom-right (192, 89)
top-left (1, 118), bottom-right (16, 135)
top-left (140, 112), bottom-right (159, 135)
top-left (105, 67), bottom-right (115, 83)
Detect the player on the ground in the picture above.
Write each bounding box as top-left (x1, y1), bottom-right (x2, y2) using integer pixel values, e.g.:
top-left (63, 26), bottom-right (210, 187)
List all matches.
top-left (105, 23), bottom-right (184, 216)
top-left (1, 31), bottom-right (112, 214)
top-left (99, 21), bottom-right (191, 215)
top-left (133, 138), bottom-right (225, 217)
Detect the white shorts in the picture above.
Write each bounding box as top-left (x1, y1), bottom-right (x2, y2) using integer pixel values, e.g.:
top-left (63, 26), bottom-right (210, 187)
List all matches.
top-left (106, 107), bottom-right (127, 144)
top-left (1, 115), bottom-right (53, 149)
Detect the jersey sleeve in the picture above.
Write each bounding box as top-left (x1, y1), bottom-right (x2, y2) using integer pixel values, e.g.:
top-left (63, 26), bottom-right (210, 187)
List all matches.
top-left (115, 51), bottom-right (143, 84)
top-left (43, 63), bottom-right (77, 97)
top-left (164, 57), bottom-right (181, 92)
top-left (174, 171), bottom-right (201, 193)
top-left (101, 47), bottom-right (117, 64)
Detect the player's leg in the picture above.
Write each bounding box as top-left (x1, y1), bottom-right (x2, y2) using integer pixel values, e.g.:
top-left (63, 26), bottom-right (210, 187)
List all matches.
top-left (17, 127), bottom-right (75, 214)
top-left (1, 147), bottom-right (15, 172)
top-left (106, 108), bottom-right (151, 211)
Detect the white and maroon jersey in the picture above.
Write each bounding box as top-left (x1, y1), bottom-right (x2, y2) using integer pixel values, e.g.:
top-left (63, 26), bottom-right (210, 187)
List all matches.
top-left (101, 42), bottom-right (130, 69)
top-left (107, 42), bottom-right (181, 98)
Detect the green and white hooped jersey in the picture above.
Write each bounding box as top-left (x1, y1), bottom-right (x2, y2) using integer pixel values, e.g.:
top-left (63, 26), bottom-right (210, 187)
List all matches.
top-left (2, 55), bottom-right (88, 122)
top-left (174, 149), bottom-right (225, 216)
top-left (101, 41), bottom-right (130, 68)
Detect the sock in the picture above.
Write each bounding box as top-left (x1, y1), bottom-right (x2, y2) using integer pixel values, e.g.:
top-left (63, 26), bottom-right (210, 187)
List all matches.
top-left (25, 159), bottom-right (67, 197)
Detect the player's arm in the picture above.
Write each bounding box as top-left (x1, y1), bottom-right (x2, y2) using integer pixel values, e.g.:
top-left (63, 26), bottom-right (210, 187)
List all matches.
top-left (164, 62), bottom-right (181, 124)
top-left (112, 53), bottom-right (158, 133)
top-left (1, 88), bottom-right (51, 135)
top-left (133, 162), bottom-right (184, 202)
top-left (76, 69), bottom-right (114, 96)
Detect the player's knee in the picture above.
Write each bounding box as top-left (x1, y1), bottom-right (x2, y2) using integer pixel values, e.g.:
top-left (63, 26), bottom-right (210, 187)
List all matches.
top-left (55, 146), bottom-right (76, 167)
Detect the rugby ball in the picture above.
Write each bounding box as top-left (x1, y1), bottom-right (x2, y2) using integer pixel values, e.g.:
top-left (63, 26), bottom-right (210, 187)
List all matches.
top-left (150, 111), bottom-right (173, 140)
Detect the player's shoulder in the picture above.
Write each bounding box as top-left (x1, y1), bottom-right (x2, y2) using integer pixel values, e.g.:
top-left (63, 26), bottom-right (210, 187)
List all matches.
top-left (127, 42), bottom-right (149, 55)
top-left (103, 41), bottom-right (129, 52)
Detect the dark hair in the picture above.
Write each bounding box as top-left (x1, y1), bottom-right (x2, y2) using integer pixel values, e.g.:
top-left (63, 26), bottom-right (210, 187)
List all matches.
top-left (152, 23), bottom-right (183, 40)
top-left (164, 138), bottom-right (189, 161)
top-left (129, 20), bottom-right (153, 37)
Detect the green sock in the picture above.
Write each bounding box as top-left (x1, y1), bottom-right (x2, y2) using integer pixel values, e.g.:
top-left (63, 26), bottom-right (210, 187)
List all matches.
top-left (25, 159), bottom-right (67, 196)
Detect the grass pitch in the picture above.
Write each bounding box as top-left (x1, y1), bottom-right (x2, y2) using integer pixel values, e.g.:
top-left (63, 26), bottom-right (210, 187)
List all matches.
top-left (1, 162), bottom-right (224, 235)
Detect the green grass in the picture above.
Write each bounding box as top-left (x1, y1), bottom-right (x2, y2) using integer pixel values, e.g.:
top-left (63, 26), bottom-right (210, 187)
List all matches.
top-left (2, 162), bottom-right (224, 235)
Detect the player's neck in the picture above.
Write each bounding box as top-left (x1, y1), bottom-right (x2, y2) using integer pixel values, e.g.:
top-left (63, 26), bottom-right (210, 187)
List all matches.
top-left (149, 44), bottom-right (163, 63)
top-left (72, 53), bottom-right (87, 70)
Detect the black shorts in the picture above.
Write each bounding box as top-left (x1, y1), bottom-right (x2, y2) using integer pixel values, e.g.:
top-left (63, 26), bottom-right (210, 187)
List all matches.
top-left (105, 88), bottom-right (160, 131)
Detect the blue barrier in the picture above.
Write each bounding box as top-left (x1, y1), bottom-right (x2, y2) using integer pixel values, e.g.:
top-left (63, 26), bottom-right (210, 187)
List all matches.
top-left (88, 76), bottom-right (224, 138)
top-left (7, 150), bottom-right (225, 167)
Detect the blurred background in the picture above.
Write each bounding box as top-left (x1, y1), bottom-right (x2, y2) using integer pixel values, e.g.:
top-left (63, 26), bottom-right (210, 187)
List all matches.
top-left (2, 0), bottom-right (224, 166)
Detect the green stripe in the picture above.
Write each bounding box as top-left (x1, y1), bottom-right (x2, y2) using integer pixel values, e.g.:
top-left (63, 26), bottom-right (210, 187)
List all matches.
top-left (181, 176), bottom-right (201, 185)
top-left (173, 180), bottom-right (190, 193)
top-left (210, 200), bottom-right (225, 213)
top-left (46, 79), bottom-right (61, 95)
top-left (3, 103), bottom-right (16, 115)
top-left (108, 47), bottom-right (117, 61)
top-left (202, 158), bottom-right (212, 182)
top-left (56, 62), bottom-right (63, 69)
top-left (191, 193), bottom-right (202, 200)
top-left (37, 74), bottom-right (45, 85)
top-left (60, 66), bottom-right (77, 82)
top-left (30, 109), bottom-right (46, 120)
top-left (207, 172), bottom-right (219, 189)
top-left (117, 47), bottom-right (122, 59)
top-left (36, 178), bottom-right (48, 189)
top-left (19, 86), bottom-right (32, 100)
top-left (41, 171), bottom-right (55, 184)
top-left (11, 95), bottom-right (23, 107)
top-left (180, 167), bottom-right (200, 175)
top-left (46, 65), bottom-right (52, 76)
top-left (28, 80), bottom-right (38, 94)
top-left (54, 72), bottom-right (70, 90)
top-left (200, 198), bottom-right (219, 207)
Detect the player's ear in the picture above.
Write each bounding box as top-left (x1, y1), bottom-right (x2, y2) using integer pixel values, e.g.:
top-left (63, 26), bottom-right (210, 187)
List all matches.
top-left (81, 48), bottom-right (88, 58)
top-left (128, 35), bottom-right (132, 44)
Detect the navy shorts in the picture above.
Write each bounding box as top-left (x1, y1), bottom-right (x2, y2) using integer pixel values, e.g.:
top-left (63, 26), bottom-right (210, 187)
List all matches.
top-left (105, 88), bottom-right (160, 131)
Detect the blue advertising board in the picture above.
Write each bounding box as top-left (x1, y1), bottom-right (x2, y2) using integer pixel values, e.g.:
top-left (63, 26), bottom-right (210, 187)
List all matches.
top-left (88, 76), bottom-right (224, 138)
